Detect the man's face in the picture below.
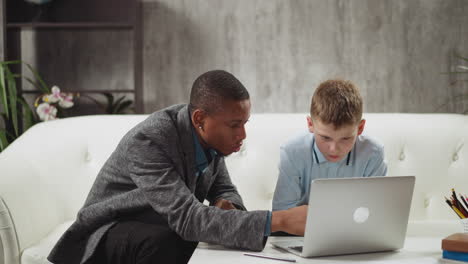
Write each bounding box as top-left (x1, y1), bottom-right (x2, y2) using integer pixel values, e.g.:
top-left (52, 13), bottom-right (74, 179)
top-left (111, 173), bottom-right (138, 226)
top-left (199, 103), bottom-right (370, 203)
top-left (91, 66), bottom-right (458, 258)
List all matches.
top-left (307, 116), bottom-right (365, 163)
top-left (193, 99), bottom-right (251, 156)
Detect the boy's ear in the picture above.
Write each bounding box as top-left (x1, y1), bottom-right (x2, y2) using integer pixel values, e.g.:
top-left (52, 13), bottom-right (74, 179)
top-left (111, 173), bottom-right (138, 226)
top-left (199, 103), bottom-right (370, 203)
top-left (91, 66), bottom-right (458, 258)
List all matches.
top-left (307, 116), bottom-right (315, 133)
top-left (357, 119), bottom-right (366, 135)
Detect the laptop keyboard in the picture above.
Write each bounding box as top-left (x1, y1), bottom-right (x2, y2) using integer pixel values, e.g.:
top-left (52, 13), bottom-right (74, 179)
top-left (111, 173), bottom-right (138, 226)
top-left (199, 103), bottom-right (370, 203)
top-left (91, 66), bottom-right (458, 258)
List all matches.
top-left (289, 246), bottom-right (303, 252)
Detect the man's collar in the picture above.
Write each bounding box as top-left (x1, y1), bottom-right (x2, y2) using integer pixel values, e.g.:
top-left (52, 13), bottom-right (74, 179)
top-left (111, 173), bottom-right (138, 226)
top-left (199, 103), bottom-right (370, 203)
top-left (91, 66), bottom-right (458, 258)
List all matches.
top-left (192, 125), bottom-right (218, 168)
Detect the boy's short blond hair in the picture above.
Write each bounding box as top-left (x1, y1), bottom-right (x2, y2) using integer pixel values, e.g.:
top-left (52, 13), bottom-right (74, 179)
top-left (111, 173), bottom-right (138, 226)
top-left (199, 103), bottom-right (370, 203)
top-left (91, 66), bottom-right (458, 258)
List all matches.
top-left (310, 79), bottom-right (363, 128)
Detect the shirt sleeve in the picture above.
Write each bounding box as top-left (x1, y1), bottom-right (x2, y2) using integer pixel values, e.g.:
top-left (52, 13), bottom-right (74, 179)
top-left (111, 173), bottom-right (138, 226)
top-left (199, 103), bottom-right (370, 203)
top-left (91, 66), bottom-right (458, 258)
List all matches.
top-left (272, 146), bottom-right (303, 211)
top-left (264, 211), bottom-right (272, 236)
top-left (364, 146), bottom-right (388, 177)
top-left (206, 158), bottom-right (246, 210)
top-left (127, 132), bottom-right (268, 251)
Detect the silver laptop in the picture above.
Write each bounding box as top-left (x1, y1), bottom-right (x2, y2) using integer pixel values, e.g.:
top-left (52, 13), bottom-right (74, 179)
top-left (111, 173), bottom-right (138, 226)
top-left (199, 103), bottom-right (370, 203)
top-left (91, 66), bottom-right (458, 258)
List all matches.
top-left (271, 176), bottom-right (415, 257)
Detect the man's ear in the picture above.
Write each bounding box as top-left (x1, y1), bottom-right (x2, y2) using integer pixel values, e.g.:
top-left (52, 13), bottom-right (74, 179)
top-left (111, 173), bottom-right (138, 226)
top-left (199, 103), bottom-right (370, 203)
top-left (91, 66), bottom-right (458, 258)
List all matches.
top-left (191, 109), bottom-right (206, 130)
top-left (307, 116), bottom-right (315, 133)
top-left (357, 119), bottom-right (366, 135)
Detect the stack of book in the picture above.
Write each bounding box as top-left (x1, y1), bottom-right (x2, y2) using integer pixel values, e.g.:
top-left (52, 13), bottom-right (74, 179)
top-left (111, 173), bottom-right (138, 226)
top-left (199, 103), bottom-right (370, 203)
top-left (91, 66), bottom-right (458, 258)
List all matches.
top-left (442, 233), bottom-right (468, 262)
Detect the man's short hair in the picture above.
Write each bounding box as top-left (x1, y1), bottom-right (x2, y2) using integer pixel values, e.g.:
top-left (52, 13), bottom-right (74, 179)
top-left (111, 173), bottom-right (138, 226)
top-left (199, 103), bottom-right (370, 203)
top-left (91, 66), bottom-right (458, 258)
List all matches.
top-left (189, 70), bottom-right (249, 114)
top-left (310, 79), bottom-right (363, 128)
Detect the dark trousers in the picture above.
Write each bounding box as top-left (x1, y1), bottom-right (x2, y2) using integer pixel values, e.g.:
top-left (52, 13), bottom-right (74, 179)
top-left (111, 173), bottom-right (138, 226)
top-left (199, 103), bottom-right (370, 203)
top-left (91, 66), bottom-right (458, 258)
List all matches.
top-left (92, 218), bottom-right (198, 264)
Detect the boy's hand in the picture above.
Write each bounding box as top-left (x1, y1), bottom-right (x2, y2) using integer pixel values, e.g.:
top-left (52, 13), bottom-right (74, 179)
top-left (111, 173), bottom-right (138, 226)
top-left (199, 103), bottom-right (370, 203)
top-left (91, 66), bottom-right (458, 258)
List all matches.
top-left (214, 199), bottom-right (237, 210)
top-left (271, 205), bottom-right (308, 236)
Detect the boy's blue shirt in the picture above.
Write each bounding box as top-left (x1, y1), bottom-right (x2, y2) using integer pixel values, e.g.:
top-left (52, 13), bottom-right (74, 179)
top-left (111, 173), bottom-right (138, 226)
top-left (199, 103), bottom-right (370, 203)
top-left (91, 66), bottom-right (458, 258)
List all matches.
top-left (272, 131), bottom-right (388, 211)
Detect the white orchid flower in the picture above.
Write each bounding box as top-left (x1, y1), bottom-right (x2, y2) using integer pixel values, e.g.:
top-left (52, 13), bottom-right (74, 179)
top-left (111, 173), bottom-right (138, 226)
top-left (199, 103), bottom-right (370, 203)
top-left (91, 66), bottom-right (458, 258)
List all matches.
top-left (457, 65), bottom-right (468, 71)
top-left (59, 94), bottom-right (74, 108)
top-left (44, 86), bottom-right (63, 103)
top-left (36, 103), bottom-right (57, 121)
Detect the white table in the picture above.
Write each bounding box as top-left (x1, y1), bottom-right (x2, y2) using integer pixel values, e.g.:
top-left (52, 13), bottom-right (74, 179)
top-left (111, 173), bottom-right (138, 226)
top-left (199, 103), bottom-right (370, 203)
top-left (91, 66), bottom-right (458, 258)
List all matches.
top-left (189, 236), bottom-right (453, 263)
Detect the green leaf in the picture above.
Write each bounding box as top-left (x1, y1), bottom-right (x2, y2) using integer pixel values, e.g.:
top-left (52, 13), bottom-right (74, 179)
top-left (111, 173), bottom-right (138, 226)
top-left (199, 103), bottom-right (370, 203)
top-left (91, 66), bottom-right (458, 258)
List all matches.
top-left (4, 66), bottom-right (19, 137)
top-left (454, 52), bottom-right (468, 63)
top-left (81, 94), bottom-right (105, 110)
top-left (115, 100), bottom-right (133, 114)
top-left (102, 92), bottom-right (114, 103)
top-left (0, 129), bottom-right (9, 152)
top-left (23, 76), bottom-right (44, 92)
top-left (0, 112), bottom-right (7, 125)
top-left (23, 61), bottom-right (50, 93)
top-left (0, 64), bottom-right (8, 119)
top-left (2, 60), bottom-right (22, 65)
top-left (102, 93), bottom-right (114, 113)
top-left (18, 97), bottom-right (37, 130)
top-left (111, 96), bottom-right (126, 113)
top-left (114, 96), bottom-right (125, 105)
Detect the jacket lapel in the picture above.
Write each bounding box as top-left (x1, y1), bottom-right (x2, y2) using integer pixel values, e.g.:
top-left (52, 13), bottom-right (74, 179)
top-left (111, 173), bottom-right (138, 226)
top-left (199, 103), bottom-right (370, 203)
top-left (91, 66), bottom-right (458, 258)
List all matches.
top-left (195, 156), bottom-right (220, 201)
top-left (176, 105), bottom-right (198, 192)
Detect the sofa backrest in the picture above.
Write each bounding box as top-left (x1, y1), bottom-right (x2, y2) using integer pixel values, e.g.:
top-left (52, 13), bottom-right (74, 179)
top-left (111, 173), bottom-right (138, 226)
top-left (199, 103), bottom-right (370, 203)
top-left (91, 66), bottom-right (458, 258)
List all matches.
top-left (0, 113), bottom-right (467, 250)
top-left (228, 113), bottom-right (468, 222)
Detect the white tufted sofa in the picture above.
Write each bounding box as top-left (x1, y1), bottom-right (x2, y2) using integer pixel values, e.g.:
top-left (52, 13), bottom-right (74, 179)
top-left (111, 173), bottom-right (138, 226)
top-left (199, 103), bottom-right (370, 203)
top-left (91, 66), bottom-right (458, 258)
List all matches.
top-left (0, 113), bottom-right (468, 264)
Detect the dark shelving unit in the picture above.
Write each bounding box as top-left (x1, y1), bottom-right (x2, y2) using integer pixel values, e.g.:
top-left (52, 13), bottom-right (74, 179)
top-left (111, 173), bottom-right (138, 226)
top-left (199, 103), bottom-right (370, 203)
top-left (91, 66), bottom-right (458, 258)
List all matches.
top-left (7, 23), bottom-right (135, 29)
top-left (21, 89), bottom-right (136, 94)
top-left (3, 0), bottom-right (144, 113)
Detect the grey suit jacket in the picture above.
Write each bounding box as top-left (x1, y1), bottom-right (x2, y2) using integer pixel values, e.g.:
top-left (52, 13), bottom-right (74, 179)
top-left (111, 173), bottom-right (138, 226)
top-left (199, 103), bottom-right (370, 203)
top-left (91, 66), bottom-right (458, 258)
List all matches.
top-left (48, 104), bottom-right (269, 264)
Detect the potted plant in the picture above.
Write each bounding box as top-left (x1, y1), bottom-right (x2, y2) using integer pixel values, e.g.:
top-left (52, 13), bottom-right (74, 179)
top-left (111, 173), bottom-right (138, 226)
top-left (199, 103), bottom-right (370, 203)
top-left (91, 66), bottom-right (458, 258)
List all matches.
top-left (0, 61), bottom-right (42, 151)
top-left (0, 61), bottom-right (76, 152)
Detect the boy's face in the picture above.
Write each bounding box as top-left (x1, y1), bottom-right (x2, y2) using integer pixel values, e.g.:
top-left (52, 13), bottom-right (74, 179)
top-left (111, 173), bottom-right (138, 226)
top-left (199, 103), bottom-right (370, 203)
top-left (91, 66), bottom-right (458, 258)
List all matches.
top-left (307, 116), bottom-right (365, 163)
top-left (192, 99), bottom-right (250, 156)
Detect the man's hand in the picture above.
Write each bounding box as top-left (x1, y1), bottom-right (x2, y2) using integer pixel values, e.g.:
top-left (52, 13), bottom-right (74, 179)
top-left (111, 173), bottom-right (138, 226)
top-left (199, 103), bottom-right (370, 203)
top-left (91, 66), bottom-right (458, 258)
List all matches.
top-left (214, 199), bottom-right (237, 210)
top-left (271, 205), bottom-right (308, 236)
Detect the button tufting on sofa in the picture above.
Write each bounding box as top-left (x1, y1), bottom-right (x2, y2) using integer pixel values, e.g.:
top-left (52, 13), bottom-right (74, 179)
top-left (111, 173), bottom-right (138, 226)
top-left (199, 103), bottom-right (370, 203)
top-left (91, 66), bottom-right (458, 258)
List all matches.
top-left (424, 196), bottom-right (431, 208)
top-left (452, 141), bottom-right (464, 162)
top-left (399, 152), bottom-right (405, 161)
top-left (85, 150), bottom-right (92, 162)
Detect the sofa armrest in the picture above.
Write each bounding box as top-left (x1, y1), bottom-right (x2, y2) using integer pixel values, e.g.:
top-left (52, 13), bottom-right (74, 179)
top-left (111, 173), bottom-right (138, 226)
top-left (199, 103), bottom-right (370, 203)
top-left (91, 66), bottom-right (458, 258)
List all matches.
top-left (0, 196), bottom-right (20, 264)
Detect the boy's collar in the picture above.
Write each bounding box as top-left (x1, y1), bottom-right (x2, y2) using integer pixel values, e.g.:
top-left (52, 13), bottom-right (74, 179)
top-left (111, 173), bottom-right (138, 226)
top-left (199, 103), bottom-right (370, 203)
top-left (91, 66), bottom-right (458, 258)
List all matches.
top-left (313, 141), bottom-right (328, 164)
top-left (312, 135), bottom-right (353, 166)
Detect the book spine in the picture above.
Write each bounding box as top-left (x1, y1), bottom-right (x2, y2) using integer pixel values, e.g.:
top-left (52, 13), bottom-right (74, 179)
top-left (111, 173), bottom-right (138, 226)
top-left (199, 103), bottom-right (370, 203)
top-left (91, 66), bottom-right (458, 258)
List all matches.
top-left (443, 250), bottom-right (468, 262)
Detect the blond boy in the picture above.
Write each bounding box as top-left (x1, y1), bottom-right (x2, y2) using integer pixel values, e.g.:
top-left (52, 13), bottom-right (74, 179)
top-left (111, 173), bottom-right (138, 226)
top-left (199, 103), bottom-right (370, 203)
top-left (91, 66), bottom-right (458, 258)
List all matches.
top-left (272, 79), bottom-right (387, 211)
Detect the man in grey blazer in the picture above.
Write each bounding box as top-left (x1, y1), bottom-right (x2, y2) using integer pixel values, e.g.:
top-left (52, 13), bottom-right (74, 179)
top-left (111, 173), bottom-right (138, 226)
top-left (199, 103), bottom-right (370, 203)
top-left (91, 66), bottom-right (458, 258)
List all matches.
top-left (48, 70), bottom-right (307, 264)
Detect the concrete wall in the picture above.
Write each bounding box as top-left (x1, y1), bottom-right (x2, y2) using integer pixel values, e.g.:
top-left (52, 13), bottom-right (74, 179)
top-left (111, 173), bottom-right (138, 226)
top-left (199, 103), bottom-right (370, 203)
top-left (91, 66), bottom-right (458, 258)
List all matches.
top-left (19, 0), bottom-right (468, 114)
